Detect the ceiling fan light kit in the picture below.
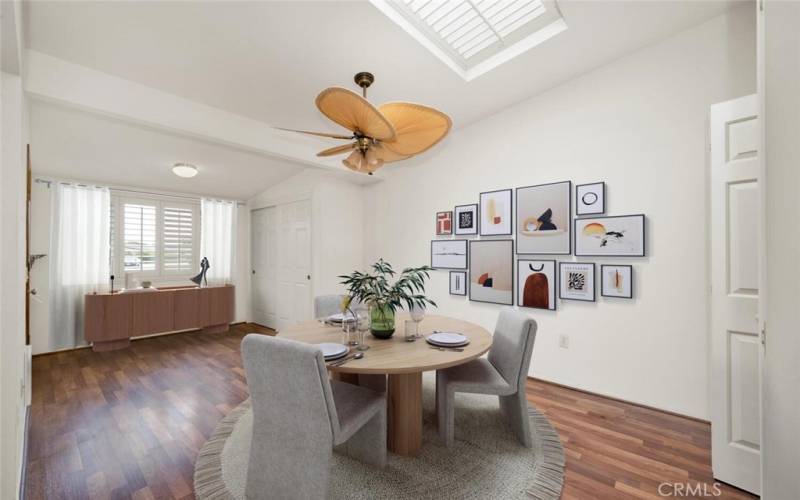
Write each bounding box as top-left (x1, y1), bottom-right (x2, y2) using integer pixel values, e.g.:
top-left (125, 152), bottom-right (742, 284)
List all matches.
top-left (278, 72), bottom-right (451, 175)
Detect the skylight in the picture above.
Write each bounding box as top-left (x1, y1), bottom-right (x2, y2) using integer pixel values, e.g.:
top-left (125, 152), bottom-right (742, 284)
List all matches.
top-left (371, 0), bottom-right (567, 81)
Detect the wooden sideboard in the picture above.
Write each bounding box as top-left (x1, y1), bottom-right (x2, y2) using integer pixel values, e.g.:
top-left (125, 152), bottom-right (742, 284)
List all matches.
top-left (84, 285), bottom-right (235, 351)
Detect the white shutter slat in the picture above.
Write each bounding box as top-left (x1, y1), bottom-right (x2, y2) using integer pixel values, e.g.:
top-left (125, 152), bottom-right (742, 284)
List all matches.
top-left (162, 205), bottom-right (194, 273)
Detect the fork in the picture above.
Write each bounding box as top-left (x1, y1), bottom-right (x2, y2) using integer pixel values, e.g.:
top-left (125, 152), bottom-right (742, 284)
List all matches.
top-left (429, 346), bottom-right (465, 352)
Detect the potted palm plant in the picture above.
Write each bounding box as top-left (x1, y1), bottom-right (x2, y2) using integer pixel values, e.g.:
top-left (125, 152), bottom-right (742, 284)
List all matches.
top-left (339, 259), bottom-right (436, 339)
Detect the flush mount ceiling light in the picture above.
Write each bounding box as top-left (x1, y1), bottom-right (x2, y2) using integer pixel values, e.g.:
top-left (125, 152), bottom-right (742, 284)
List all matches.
top-left (172, 162), bottom-right (198, 178)
top-left (371, 0), bottom-right (568, 81)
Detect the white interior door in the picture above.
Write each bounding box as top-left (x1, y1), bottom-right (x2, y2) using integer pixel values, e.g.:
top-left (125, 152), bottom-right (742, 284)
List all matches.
top-left (250, 206), bottom-right (278, 328)
top-left (709, 94), bottom-right (761, 495)
top-left (276, 200), bottom-right (312, 331)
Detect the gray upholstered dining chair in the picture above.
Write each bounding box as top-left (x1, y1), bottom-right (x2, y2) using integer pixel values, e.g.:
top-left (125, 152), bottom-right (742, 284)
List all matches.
top-left (435, 308), bottom-right (538, 448)
top-left (241, 334), bottom-right (386, 499)
top-left (314, 294), bottom-right (344, 319)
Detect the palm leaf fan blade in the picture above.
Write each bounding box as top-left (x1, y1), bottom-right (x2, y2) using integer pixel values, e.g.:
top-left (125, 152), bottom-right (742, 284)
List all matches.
top-left (378, 102), bottom-right (452, 156)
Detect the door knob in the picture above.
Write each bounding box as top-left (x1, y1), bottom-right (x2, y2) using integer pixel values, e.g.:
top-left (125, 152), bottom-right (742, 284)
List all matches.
top-left (307, 275), bottom-right (311, 280)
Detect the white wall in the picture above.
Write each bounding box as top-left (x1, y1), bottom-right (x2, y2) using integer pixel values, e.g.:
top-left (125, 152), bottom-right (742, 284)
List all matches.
top-left (761, 1), bottom-right (800, 497)
top-left (28, 181), bottom-right (252, 354)
top-left (362, 5), bottom-right (756, 419)
top-left (1, 70), bottom-right (29, 500)
top-left (249, 169), bottom-right (365, 303)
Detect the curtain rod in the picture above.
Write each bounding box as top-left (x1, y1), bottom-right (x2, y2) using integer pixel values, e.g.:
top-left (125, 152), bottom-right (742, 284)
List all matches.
top-left (34, 178), bottom-right (246, 207)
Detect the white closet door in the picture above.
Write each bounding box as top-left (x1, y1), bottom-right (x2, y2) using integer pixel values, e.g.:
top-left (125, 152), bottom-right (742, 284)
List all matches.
top-left (709, 94), bottom-right (761, 495)
top-left (250, 206), bottom-right (278, 329)
top-left (276, 200), bottom-right (311, 331)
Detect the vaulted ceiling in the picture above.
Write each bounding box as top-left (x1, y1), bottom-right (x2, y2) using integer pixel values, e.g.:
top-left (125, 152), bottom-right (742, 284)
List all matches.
top-left (23, 1), bottom-right (742, 196)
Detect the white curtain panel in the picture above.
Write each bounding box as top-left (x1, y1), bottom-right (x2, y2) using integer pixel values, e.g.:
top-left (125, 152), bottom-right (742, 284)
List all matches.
top-left (200, 198), bottom-right (237, 286)
top-left (49, 183), bottom-right (110, 350)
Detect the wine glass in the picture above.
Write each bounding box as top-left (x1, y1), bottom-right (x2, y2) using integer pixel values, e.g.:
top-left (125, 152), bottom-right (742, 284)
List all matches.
top-left (410, 304), bottom-right (426, 339)
top-left (356, 307), bottom-right (370, 351)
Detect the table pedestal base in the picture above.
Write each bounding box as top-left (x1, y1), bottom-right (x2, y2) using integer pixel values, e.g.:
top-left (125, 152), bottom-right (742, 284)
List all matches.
top-left (387, 372), bottom-right (422, 456)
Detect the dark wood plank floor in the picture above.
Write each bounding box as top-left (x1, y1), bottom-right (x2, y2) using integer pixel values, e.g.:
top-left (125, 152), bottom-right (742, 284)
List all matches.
top-left (26, 326), bottom-right (757, 500)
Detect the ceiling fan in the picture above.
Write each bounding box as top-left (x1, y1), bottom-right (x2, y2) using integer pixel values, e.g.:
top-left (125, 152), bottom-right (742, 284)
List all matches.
top-left (277, 72), bottom-right (452, 175)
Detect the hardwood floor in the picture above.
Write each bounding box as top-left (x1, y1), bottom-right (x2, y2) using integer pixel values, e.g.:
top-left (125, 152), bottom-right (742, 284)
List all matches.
top-left (25, 326), bottom-right (757, 500)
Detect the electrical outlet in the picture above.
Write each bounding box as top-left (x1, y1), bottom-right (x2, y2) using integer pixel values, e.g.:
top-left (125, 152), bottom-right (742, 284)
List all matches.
top-left (558, 334), bottom-right (569, 349)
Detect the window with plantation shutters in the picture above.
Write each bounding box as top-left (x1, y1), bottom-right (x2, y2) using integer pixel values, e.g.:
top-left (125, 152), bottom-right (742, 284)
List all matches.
top-left (123, 202), bottom-right (157, 272)
top-left (162, 204), bottom-right (195, 273)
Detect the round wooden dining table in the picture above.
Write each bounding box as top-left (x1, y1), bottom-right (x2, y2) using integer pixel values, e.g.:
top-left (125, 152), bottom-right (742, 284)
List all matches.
top-left (279, 313), bottom-right (492, 456)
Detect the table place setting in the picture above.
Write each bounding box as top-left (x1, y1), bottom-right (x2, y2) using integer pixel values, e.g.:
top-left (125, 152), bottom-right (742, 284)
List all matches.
top-left (425, 331), bottom-right (470, 350)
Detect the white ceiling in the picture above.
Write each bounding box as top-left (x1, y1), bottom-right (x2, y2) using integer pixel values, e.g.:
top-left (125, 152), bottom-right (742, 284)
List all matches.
top-left (23, 1), bottom-right (741, 197)
top-left (29, 100), bottom-right (303, 200)
top-left (25, 1), bottom-right (738, 131)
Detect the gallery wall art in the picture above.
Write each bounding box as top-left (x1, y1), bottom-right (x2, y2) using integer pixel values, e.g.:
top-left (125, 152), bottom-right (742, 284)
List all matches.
top-left (479, 189), bottom-right (512, 236)
top-left (431, 240), bottom-right (468, 269)
top-left (601, 265), bottom-right (633, 298)
top-left (576, 182), bottom-right (605, 215)
top-left (517, 259), bottom-right (556, 311)
top-left (516, 181), bottom-right (571, 254)
top-left (574, 214), bottom-right (645, 257)
top-left (559, 262), bottom-right (595, 302)
top-left (436, 211), bottom-right (453, 235)
top-left (449, 271), bottom-right (467, 296)
top-left (469, 239), bottom-right (513, 305)
top-left (454, 204), bottom-right (478, 235)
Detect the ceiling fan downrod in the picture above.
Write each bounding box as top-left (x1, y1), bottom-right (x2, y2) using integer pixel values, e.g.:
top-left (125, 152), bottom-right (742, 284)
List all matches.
top-left (354, 71), bottom-right (374, 98)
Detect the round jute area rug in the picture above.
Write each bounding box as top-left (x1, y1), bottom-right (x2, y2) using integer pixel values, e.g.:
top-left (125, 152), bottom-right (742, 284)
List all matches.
top-left (194, 374), bottom-right (564, 500)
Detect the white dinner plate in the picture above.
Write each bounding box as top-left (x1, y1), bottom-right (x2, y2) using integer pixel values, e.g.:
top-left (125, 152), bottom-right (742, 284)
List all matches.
top-left (326, 312), bottom-right (355, 323)
top-left (427, 332), bottom-right (468, 345)
top-left (427, 338), bottom-right (470, 348)
top-left (317, 343), bottom-right (348, 359)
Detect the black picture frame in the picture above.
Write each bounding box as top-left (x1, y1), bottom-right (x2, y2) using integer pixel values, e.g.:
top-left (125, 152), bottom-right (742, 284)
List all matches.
top-left (468, 239), bottom-right (514, 305)
top-left (454, 203), bottom-right (479, 235)
top-left (430, 239), bottom-right (468, 270)
top-left (600, 264), bottom-right (634, 299)
top-left (558, 262), bottom-right (596, 302)
top-left (435, 210), bottom-right (453, 236)
top-left (515, 180), bottom-right (572, 255)
top-left (573, 214), bottom-right (646, 257)
top-left (576, 181), bottom-right (605, 216)
top-left (517, 259), bottom-right (557, 311)
top-left (478, 189), bottom-right (513, 236)
top-left (449, 271), bottom-right (468, 296)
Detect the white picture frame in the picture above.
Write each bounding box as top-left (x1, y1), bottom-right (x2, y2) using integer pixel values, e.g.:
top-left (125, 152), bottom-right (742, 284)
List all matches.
top-left (574, 214), bottom-right (646, 257)
top-left (431, 240), bottom-right (468, 269)
top-left (479, 189), bottom-right (512, 236)
top-left (454, 204), bottom-right (478, 235)
top-left (576, 182), bottom-right (605, 215)
top-left (449, 271), bottom-right (467, 295)
top-left (516, 181), bottom-right (571, 254)
top-left (601, 265), bottom-right (633, 299)
top-left (558, 262), bottom-right (595, 302)
top-left (517, 260), bottom-right (556, 310)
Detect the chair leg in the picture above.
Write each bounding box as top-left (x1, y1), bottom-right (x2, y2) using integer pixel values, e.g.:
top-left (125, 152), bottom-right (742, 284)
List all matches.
top-left (335, 409), bottom-right (387, 467)
top-left (499, 390), bottom-right (532, 448)
top-left (436, 374), bottom-right (455, 447)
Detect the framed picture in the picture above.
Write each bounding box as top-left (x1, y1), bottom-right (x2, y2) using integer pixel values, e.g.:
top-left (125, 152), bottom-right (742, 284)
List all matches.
top-left (431, 240), bottom-right (467, 269)
top-left (576, 182), bottom-right (605, 215)
top-left (436, 211), bottom-right (453, 235)
top-left (559, 262), bottom-right (595, 302)
top-left (454, 204), bottom-right (478, 235)
top-left (601, 265), bottom-right (633, 299)
top-left (449, 271), bottom-right (467, 296)
top-left (574, 214), bottom-right (646, 257)
top-left (516, 181), bottom-right (571, 254)
top-left (469, 240), bottom-right (513, 305)
top-left (479, 189), bottom-right (512, 236)
top-left (517, 260), bottom-right (556, 310)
